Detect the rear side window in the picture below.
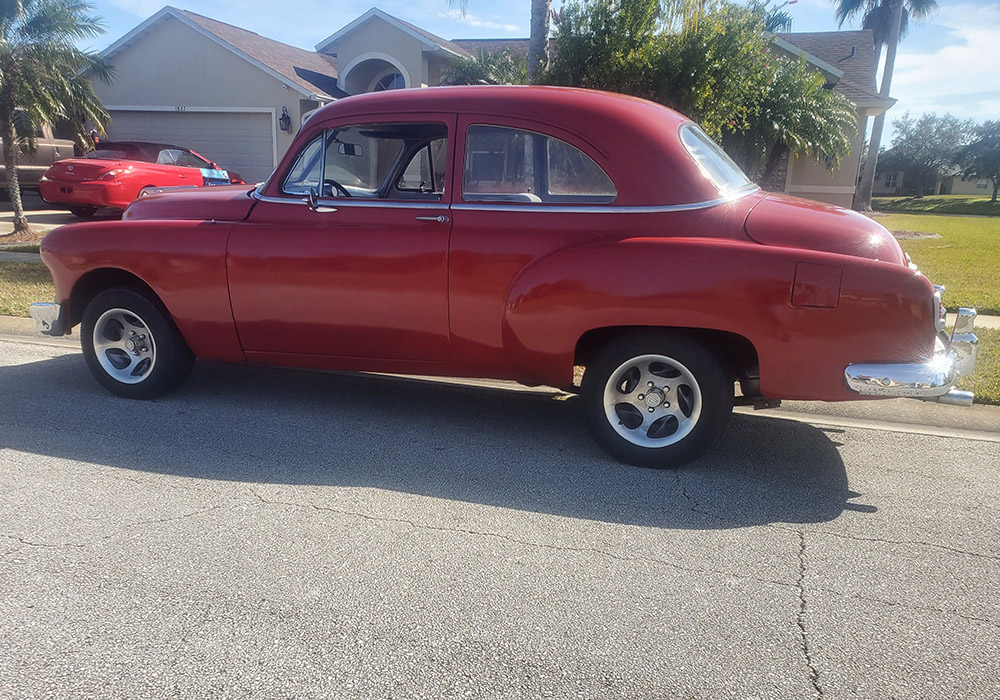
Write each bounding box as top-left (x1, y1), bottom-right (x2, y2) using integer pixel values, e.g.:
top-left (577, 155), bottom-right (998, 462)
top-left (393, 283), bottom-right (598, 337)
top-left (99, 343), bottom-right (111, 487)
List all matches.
top-left (679, 124), bottom-right (753, 194)
top-left (463, 125), bottom-right (615, 203)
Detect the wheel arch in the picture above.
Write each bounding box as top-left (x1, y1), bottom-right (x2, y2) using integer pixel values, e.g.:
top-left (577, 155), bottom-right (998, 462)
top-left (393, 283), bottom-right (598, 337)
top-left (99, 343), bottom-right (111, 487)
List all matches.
top-left (575, 326), bottom-right (759, 383)
top-left (68, 268), bottom-right (163, 329)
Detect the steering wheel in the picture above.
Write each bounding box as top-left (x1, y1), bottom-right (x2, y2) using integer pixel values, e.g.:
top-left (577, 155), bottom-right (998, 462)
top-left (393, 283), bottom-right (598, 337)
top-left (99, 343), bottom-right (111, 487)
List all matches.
top-left (323, 179), bottom-right (352, 198)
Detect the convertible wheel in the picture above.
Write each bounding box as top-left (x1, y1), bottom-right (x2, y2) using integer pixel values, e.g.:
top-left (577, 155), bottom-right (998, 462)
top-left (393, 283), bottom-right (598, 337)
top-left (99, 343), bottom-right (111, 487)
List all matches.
top-left (81, 288), bottom-right (194, 399)
top-left (69, 205), bottom-right (98, 218)
top-left (581, 331), bottom-right (733, 469)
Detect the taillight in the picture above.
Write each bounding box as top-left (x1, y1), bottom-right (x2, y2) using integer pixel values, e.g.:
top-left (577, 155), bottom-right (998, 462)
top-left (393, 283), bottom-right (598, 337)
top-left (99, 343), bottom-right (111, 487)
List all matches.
top-left (98, 166), bottom-right (132, 181)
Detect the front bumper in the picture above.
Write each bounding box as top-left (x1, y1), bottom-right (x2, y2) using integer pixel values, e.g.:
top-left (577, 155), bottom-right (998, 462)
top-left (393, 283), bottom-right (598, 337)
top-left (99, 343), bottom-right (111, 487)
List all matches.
top-left (28, 302), bottom-right (65, 336)
top-left (845, 307), bottom-right (978, 406)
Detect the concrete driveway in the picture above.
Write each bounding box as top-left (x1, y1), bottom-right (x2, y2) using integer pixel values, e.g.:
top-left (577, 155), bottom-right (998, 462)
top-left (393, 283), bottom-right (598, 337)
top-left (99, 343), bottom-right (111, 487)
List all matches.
top-left (0, 191), bottom-right (119, 237)
top-left (2, 336), bottom-right (999, 699)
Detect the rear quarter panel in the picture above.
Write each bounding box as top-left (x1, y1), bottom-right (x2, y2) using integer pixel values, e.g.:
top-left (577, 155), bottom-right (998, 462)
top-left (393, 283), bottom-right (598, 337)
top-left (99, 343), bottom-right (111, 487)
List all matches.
top-left (503, 237), bottom-right (936, 400)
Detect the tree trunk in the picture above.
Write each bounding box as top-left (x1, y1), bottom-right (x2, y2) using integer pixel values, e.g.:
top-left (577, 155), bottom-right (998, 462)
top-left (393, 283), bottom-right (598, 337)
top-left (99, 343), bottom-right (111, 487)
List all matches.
top-left (854, 0), bottom-right (903, 212)
top-left (992, 178), bottom-right (998, 203)
top-left (0, 92), bottom-right (31, 236)
top-left (527, 0), bottom-right (551, 84)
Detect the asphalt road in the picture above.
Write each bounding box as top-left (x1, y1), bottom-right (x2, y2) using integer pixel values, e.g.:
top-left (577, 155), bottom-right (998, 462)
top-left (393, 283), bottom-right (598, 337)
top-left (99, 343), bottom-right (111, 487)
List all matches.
top-left (2, 338), bottom-right (999, 699)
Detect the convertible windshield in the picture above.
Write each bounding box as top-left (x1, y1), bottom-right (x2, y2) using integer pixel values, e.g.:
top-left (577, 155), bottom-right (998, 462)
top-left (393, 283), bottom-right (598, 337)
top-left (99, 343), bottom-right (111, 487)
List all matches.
top-left (679, 125), bottom-right (754, 195)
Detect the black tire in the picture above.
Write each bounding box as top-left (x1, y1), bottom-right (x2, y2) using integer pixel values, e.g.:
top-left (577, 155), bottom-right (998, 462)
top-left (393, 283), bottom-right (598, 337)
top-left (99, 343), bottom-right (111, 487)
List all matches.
top-left (69, 205), bottom-right (98, 218)
top-left (581, 331), bottom-right (733, 469)
top-left (81, 287), bottom-right (195, 399)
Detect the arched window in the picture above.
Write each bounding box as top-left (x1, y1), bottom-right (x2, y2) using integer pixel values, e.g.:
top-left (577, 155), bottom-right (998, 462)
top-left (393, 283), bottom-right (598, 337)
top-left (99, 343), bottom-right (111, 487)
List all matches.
top-left (373, 73), bottom-right (405, 91)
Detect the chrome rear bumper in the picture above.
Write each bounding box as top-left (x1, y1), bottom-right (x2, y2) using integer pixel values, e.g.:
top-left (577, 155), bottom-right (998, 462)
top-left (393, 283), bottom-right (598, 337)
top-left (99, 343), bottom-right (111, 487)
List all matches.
top-left (845, 307), bottom-right (978, 406)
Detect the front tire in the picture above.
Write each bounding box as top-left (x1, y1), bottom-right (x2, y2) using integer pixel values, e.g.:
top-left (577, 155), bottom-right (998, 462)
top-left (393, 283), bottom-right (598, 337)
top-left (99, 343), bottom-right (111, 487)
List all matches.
top-left (81, 288), bottom-right (194, 399)
top-left (581, 331), bottom-right (733, 469)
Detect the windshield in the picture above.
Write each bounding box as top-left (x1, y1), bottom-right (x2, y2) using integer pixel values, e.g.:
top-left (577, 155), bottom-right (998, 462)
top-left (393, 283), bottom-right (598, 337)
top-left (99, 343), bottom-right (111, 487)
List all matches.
top-left (679, 124), bottom-right (754, 195)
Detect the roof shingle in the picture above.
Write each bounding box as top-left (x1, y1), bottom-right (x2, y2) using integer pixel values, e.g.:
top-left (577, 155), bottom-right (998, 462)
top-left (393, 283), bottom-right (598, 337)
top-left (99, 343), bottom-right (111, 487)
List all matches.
top-left (176, 8), bottom-right (343, 98)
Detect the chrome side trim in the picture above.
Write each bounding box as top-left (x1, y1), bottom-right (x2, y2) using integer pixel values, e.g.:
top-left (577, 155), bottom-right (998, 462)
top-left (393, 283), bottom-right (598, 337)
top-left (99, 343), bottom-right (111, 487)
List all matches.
top-left (251, 186), bottom-right (759, 214)
top-left (453, 187), bottom-right (759, 214)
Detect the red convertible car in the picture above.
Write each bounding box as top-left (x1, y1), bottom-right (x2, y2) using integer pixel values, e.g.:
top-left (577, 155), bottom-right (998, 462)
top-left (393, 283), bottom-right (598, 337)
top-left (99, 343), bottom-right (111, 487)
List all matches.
top-left (30, 86), bottom-right (979, 468)
top-left (38, 141), bottom-right (244, 218)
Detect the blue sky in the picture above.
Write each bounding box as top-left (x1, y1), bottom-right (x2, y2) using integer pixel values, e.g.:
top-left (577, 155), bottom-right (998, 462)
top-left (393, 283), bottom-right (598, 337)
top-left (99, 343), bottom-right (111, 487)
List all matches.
top-left (85, 0), bottom-right (1000, 145)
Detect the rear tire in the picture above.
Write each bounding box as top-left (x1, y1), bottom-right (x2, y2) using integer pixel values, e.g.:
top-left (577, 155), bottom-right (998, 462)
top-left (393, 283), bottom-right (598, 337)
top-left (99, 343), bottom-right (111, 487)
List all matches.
top-left (581, 331), bottom-right (733, 469)
top-left (81, 288), bottom-right (194, 399)
top-left (69, 205), bottom-right (97, 218)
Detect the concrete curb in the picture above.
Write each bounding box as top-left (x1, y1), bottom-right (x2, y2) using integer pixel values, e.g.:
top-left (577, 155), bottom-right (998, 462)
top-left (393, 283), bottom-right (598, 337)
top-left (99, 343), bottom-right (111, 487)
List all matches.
top-left (2, 315), bottom-right (997, 436)
top-left (0, 251), bottom-right (43, 264)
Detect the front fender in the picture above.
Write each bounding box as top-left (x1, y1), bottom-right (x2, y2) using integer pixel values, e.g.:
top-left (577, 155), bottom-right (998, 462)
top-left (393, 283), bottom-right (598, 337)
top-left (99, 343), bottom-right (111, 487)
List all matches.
top-left (40, 219), bottom-right (244, 363)
top-left (502, 237), bottom-right (935, 400)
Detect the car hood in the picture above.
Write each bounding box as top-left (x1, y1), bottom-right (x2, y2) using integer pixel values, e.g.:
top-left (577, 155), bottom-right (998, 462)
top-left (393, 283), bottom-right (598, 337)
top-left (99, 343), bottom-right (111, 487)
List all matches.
top-left (122, 185), bottom-right (258, 222)
top-left (744, 193), bottom-right (905, 265)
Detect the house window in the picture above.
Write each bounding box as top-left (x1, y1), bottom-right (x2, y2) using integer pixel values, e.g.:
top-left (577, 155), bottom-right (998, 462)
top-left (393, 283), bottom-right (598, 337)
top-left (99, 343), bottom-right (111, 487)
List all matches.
top-left (884, 172), bottom-right (898, 188)
top-left (977, 179), bottom-right (989, 190)
top-left (373, 73), bottom-right (405, 91)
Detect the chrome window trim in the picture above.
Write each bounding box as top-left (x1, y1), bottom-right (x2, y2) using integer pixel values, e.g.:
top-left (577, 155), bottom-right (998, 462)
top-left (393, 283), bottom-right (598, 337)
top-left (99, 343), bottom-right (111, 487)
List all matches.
top-left (252, 190), bottom-right (449, 210)
top-left (453, 185), bottom-right (759, 214)
top-left (252, 184), bottom-right (759, 213)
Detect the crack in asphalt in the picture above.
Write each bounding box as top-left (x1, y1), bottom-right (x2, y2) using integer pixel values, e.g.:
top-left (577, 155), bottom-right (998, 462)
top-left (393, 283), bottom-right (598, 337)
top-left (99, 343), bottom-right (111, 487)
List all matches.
top-left (2, 505), bottom-right (224, 551)
top-left (796, 531), bottom-right (824, 700)
top-left (248, 488), bottom-right (796, 591)
top-left (812, 585), bottom-right (1000, 631)
top-left (782, 526), bottom-right (1000, 563)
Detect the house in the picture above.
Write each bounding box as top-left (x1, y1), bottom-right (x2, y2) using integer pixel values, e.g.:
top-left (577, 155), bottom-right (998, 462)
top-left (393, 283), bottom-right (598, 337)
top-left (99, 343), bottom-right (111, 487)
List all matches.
top-left (95, 7), bottom-right (891, 206)
top-left (94, 7), bottom-right (343, 182)
top-left (770, 31), bottom-right (894, 208)
top-left (873, 168), bottom-right (993, 196)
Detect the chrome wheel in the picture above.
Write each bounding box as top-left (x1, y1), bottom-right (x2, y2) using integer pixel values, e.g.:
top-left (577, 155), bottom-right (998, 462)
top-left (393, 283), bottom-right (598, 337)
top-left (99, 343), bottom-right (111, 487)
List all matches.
top-left (92, 308), bottom-right (157, 384)
top-left (602, 353), bottom-right (702, 448)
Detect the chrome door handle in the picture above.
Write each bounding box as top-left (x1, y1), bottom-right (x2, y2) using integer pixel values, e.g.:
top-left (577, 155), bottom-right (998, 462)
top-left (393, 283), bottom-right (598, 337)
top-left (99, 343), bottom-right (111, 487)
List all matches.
top-left (415, 215), bottom-right (449, 223)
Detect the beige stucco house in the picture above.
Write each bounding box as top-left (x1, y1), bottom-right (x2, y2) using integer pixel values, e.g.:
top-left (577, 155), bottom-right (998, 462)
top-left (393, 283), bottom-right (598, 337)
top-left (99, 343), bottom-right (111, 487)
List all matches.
top-left (95, 7), bottom-right (343, 182)
top-left (97, 7), bottom-right (892, 205)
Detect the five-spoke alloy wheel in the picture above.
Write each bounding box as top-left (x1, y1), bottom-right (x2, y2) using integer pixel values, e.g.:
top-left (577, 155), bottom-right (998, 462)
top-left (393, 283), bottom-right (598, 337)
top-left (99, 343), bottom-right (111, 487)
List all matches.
top-left (582, 331), bottom-right (733, 468)
top-left (82, 288), bottom-right (194, 399)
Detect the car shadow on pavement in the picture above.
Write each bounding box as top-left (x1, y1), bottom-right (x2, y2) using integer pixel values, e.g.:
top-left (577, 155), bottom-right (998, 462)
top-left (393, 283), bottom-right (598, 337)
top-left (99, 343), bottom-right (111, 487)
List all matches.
top-left (1, 353), bottom-right (869, 529)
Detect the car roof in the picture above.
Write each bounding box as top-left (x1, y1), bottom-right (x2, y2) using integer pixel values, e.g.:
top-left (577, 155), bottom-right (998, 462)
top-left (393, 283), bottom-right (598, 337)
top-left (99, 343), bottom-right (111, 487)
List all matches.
top-left (298, 85), bottom-right (723, 206)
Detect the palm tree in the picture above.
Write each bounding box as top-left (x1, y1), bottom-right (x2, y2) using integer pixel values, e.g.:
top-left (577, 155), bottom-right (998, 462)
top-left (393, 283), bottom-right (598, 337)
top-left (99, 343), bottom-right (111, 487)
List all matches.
top-left (0, 0), bottom-right (113, 237)
top-left (836, 0), bottom-right (938, 211)
top-left (441, 47), bottom-right (527, 85)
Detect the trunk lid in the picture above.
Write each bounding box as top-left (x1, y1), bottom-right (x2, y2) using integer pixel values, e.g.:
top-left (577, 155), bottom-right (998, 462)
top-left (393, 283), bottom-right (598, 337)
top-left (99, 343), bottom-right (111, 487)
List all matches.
top-left (45, 158), bottom-right (122, 182)
top-left (744, 192), bottom-right (905, 265)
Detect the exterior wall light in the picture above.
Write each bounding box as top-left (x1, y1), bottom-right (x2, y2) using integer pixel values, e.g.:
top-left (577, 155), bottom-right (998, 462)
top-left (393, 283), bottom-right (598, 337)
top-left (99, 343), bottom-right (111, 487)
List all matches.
top-left (279, 106), bottom-right (292, 133)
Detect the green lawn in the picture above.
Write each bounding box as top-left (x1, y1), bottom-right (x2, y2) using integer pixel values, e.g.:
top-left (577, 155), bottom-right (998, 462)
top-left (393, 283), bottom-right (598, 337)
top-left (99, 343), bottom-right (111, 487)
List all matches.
top-left (0, 262), bottom-right (53, 317)
top-left (0, 243), bottom-right (41, 253)
top-left (883, 213), bottom-right (1000, 315)
top-left (874, 194), bottom-right (1000, 216)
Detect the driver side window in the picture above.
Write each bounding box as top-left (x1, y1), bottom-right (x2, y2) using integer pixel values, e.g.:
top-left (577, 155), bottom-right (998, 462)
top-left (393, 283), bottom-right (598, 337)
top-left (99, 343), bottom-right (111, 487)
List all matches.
top-left (281, 123), bottom-right (449, 199)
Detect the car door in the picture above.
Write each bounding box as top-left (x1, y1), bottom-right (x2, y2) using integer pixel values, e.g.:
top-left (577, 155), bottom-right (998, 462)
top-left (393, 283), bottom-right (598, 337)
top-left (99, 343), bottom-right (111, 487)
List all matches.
top-left (227, 114), bottom-right (455, 363)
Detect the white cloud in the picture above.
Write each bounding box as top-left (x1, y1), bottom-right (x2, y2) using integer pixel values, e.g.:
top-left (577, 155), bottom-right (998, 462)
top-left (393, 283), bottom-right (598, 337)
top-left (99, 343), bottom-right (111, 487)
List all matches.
top-left (438, 9), bottom-right (521, 32)
top-left (889, 3), bottom-right (1000, 124)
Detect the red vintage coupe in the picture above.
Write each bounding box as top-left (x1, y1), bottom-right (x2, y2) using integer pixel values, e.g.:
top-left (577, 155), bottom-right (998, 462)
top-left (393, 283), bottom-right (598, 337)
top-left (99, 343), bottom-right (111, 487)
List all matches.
top-left (29, 86), bottom-right (979, 468)
top-left (38, 141), bottom-right (244, 217)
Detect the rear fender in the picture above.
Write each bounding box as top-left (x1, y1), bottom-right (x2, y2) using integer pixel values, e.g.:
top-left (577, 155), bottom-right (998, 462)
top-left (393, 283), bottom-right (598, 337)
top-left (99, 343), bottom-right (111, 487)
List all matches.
top-left (502, 237), bottom-right (935, 400)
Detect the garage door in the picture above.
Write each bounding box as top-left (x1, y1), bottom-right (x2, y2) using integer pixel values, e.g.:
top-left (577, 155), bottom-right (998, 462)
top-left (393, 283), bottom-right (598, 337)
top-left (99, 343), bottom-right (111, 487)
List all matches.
top-left (106, 110), bottom-right (274, 183)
